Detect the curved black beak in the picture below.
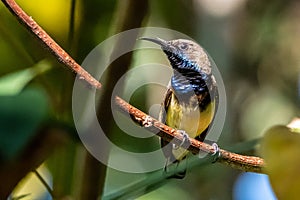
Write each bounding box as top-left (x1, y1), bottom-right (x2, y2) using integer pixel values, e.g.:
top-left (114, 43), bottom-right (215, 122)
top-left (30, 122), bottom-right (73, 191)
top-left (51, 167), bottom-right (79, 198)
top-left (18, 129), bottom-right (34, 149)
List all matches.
top-left (139, 37), bottom-right (168, 47)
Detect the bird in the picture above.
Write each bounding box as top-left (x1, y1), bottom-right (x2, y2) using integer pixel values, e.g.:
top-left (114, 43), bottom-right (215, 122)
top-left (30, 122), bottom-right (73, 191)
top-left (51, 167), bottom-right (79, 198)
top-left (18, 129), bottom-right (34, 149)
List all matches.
top-left (140, 37), bottom-right (219, 178)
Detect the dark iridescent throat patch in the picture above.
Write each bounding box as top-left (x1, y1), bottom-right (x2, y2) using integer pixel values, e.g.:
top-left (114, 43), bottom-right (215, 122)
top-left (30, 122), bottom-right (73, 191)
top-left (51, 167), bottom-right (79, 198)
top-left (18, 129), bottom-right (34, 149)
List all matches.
top-left (166, 51), bottom-right (211, 95)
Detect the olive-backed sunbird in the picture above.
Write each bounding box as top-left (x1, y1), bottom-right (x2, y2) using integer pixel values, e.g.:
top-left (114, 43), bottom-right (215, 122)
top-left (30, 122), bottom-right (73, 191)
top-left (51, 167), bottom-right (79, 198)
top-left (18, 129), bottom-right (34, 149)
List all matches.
top-left (141, 37), bottom-right (218, 178)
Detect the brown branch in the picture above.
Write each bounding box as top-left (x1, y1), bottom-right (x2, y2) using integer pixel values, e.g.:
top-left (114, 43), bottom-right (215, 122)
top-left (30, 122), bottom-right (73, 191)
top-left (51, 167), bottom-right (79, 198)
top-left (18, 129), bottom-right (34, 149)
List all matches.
top-left (1, 0), bottom-right (101, 90)
top-left (1, 0), bottom-right (265, 188)
top-left (115, 96), bottom-right (264, 173)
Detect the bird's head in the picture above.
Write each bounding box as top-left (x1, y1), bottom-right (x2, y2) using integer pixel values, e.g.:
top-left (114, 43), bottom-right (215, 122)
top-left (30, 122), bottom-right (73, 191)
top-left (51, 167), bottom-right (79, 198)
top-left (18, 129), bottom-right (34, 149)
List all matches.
top-left (140, 37), bottom-right (216, 96)
top-left (140, 37), bottom-right (212, 75)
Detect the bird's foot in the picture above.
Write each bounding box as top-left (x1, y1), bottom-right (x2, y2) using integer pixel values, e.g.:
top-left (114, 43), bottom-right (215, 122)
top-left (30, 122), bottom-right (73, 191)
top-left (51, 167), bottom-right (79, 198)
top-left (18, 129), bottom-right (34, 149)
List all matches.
top-left (172, 130), bottom-right (190, 150)
top-left (211, 143), bottom-right (221, 163)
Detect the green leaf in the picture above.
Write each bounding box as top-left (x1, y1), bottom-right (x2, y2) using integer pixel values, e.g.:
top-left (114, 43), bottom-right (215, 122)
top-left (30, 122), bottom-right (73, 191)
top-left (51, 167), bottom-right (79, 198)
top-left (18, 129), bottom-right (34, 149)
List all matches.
top-left (11, 193), bottom-right (31, 200)
top-left (0, 88), bottom-right (48, 160)
top-left (0, 59), bottom-right (51, 96)
top-left (260, 125), bottom-right (300, 200)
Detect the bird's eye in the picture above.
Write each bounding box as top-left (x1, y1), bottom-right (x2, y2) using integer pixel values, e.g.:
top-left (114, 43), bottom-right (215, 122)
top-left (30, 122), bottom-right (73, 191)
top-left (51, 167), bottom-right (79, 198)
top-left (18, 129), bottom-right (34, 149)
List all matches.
top-left (179, 43), bottom-right (188, 50)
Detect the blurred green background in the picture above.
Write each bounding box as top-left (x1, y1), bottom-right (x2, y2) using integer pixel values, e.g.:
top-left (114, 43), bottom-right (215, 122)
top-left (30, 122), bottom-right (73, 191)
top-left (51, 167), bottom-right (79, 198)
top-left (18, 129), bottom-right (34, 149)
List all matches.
top-left (0, 0), bottom-right (299, 199)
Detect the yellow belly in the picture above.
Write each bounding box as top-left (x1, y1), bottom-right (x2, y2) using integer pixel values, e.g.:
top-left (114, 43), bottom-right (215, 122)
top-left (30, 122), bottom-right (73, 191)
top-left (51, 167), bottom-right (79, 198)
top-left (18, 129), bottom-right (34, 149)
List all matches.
top-left (165, 93), bottom-right (215, 160)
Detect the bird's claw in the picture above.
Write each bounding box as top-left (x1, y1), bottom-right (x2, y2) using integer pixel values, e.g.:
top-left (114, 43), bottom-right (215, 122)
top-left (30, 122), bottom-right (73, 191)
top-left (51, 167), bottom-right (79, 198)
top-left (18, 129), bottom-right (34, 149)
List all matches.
top-left (211, 143), bottom-right (220, 163)
top-left (172, 130), bottom-right (190, 150)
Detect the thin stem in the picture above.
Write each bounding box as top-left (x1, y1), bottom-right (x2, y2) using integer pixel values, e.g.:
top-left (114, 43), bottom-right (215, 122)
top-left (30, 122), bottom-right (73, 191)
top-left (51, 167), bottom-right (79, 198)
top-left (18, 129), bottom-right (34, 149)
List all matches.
top-left (68, 0), bottom-right (76, 49)
top-left (33, 169), bottom-right (54, 198)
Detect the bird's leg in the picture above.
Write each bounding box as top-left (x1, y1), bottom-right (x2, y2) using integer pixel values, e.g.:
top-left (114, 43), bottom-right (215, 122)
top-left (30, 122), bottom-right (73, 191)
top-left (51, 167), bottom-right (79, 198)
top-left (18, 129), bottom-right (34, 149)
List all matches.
top-left (172, 130), bottom-right (190, 150)
top-left (163, 158), bottom-right (187, 179)
top-left (163, 158), bottom-right (169, 173)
